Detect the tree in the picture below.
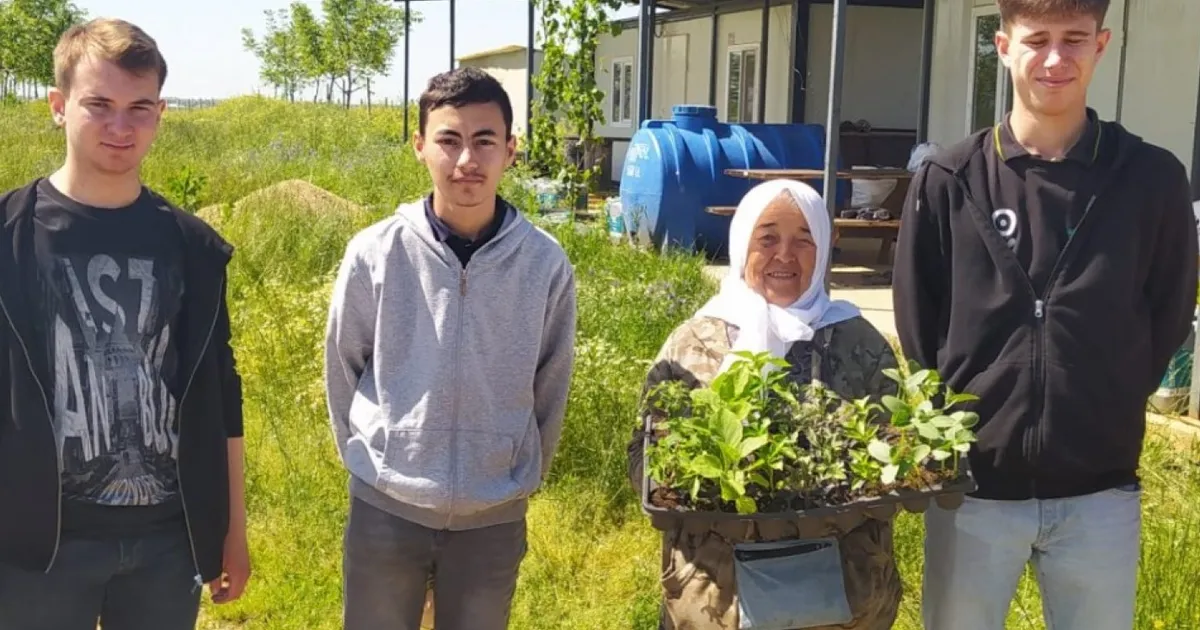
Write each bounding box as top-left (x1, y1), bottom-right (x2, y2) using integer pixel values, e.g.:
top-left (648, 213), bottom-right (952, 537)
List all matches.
top-left (242, 8), bottom-right (307, 102)
top-left (0, 4), bottom-right (20, 97)
top-left (530, 0), bottom-right (622, 207)
top-left (0, 0), bottom-right (87, 99)
top-left (287, 2), bottom-right (329, 103)
top-left (242, 0), bottom-right (418, 108)
top-left (321, 0), bottom-right (412, 108)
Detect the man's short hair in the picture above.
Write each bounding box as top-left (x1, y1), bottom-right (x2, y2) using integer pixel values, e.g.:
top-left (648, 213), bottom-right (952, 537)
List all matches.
top-left (997, 0), bottom-right (1111, 29)
top-left (418, 67), bottom-right (514, 138)
top-left (54, 17), bottom-right (168, 94)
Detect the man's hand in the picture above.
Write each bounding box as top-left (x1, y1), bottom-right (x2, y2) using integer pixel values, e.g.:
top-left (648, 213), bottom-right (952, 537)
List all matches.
top-left (213, 436), bottom-right (250, 604)
top-left (208, 530), bottom-right (251, 604)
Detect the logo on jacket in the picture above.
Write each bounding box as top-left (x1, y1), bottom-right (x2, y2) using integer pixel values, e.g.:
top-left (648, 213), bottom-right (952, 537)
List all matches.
top-left (993, 208), bottom-right (1019, 251)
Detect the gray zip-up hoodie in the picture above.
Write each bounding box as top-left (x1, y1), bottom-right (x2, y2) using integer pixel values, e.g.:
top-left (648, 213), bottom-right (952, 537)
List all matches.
top-left (324, 199), bottom-right (576, 530)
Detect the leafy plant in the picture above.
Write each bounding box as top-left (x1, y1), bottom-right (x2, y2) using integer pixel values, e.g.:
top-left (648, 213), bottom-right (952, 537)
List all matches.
top-left (787, 380), bottom-right (852, 494)
top-left (872, 360), bottom-right (979, 485)
top-left (165, 165), bottom-right (207, 213)
top-left (643, 351), bottom-right (980, 515)
top-left (529, 0), bottom-right (623, 206)
top-left (840, 394), bottom-right (884, 491)
top-left (645, 351), bottom-right (801, 514)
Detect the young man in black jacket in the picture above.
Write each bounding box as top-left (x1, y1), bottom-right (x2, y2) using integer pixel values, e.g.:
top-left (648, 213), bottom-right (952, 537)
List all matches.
top-left (0, 18), bottom-right (250, 630)
top-left (893, 1), bottom-right (1198, 628)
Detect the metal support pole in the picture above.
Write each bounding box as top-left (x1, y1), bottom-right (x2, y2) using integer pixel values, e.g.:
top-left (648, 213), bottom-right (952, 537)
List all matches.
top-left (708, 7), bottom-right (719, 107)
top-left (1186, 31), bottom-right (1200, 417)
top-left (449, 0), bottom-right (456, 70)
top-left (1190, 317), bottom-right (1200, 418)
top-left (403, 0), bottom-right (411, 139)
top-left (637, 0), bottom-right (655, 124)
top-left (788, 0), bottom-right (808, 123)
top-left (757, 0), bottom-right (769, 123)
top-left (527, 0), bottom-right (535, 150)
top-left (1191, 60), bottom-right (1200, 201)
top-left (822, 0), bottom-right (847, 286)
top-left (916, 0), bottom-right (935, 143)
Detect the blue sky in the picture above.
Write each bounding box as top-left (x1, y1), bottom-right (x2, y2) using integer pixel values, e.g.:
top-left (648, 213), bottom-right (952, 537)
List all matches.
top-left (75, 0), bottom-right (640, 101)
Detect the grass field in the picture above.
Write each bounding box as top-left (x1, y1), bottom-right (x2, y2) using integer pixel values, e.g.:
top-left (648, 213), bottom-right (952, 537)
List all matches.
top-left (3, 97), bottom-right (1200, 629)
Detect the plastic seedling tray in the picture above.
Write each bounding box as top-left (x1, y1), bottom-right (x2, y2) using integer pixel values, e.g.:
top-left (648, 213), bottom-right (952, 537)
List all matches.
top-left (639, 432), bottom-right (977, 533)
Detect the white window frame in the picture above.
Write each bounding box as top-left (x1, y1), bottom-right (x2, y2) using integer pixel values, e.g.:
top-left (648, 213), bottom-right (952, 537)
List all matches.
top-left (610, 56), bottom-right (634, 127)
top-left (965, 6), bottom-right (1012, 134)
top-left (725, 43), bottom-right (760, 124)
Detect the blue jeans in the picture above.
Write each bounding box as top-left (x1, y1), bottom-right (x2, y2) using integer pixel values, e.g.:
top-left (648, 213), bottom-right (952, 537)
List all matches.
top-left (922, 484), bottom-right (1141, 630)
top-left (0, 528), bottom-right (202, 630)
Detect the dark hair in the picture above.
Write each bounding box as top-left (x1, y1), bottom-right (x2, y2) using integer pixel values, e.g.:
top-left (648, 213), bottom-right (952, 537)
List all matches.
top-left (418, 66), bottom-right (514, 138)
top-left (997, 0), bottom-right (1110, 28)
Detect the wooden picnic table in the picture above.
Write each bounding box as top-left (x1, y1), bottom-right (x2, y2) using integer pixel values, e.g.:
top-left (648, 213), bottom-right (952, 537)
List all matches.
top-left (703, 206), bottom-right (901, 264)
top-left (724, 167), bottom-right (914, 181)
top-left (711, 167), bottom-right (913, 264)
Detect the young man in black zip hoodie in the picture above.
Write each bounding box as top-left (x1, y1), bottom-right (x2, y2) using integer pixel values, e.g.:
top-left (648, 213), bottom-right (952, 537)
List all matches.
top-left (0, 18), bottom-right (250, 629)
top-left (893, 1), bottom-right (1198, 628)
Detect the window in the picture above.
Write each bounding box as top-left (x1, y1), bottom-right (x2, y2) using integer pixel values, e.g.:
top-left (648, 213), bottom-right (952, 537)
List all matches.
top-left (610, 57), bottom-right (634, 126)
top-left (968, 9), bottom-right (1013, 133)
top-left (726, 45), bottom-right (759, 124)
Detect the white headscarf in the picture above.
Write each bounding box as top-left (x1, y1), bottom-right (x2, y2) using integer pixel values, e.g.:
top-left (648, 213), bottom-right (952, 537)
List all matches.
top-left (696, 179), bottom-right (861, 374)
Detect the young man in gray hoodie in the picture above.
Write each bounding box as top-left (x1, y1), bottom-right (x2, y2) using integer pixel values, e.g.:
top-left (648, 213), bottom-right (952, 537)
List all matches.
top-left (324, 67), bottom-right (577, 630)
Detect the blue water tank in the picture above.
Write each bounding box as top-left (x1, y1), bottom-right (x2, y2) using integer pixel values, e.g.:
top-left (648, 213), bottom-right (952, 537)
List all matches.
top-left (618, 104), bottom-right (849, 260)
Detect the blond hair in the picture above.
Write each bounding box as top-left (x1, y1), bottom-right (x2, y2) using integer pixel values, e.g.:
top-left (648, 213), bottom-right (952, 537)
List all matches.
top-left (54, 18), bottom-right (168, 94)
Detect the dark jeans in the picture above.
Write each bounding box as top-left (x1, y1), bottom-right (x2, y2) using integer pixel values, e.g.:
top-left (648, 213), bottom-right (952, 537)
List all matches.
top-left (343, 496), bottom-right (527, 630)
top-left (0, 528), bottom-right (202, 630)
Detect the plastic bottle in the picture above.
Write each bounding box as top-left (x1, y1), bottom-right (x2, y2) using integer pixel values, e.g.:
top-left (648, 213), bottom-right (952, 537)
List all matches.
top-left (606, 197), bottom-right (626, 244)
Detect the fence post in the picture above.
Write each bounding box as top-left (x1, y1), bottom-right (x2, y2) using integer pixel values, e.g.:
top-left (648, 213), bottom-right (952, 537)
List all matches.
top-left (1189, 307), bottom-right (1200, 418)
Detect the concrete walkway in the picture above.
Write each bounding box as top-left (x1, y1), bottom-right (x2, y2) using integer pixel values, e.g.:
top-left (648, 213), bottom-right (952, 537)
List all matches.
top-left (831, 286), bottom-right (897, 339)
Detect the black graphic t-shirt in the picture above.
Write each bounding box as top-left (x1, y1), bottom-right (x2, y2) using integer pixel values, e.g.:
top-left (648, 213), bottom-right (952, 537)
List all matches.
top-left (32, 180), bottom-right (187, 538)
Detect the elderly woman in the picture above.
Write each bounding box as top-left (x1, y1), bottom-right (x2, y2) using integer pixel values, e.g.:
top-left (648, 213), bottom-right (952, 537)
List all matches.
top-left (628, 179), bottom-right (903, 630)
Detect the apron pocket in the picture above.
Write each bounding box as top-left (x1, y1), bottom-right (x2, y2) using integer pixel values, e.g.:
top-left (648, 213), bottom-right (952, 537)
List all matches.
top-left (733, 538), bottom-right (852, 629)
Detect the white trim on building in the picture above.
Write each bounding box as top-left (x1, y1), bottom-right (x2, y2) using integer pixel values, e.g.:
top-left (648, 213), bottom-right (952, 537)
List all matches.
top-left (609, 56), bottom-right (636, 127)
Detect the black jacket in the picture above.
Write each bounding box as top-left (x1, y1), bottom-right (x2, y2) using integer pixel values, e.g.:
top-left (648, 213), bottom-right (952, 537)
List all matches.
top-left (0, 179), bottom-right (243, 582)
top-left (893, 122), bottom-right (1199, 500)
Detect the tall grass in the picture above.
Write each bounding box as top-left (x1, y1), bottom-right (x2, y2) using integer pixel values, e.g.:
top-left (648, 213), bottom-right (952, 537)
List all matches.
top-left (3, 98), bottom-right (1199, 629)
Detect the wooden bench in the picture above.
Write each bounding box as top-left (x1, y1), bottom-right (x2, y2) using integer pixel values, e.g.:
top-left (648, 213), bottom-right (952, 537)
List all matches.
top-left (704, 206), bottom-right (899, 263)
top-left (834, 218), bottom-right (901, 263)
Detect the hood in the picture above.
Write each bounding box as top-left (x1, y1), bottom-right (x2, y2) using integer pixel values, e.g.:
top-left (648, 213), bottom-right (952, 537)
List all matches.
top-left (392, 196), bottom-right (534, 267)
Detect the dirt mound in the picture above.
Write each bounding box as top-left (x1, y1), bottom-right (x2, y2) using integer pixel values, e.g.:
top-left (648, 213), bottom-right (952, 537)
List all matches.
top-left (198, 179), bottom-right (362, 225)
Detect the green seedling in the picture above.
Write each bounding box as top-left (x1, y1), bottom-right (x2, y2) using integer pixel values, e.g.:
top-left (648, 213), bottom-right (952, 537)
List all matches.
top-left (643, 351), bottom-right (979, 515)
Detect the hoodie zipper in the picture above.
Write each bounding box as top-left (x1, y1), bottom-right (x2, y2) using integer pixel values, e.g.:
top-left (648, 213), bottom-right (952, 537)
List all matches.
top-left (0, 290), bottom-right (63, 573)
top-left (1024, 192), bottom-right (1101, 494)
top-left (445, 265), bottom-right (467, 529)
top-left (955, 168), bottom-right (1113, 494)
top-left (406, 203), bottom-right (508, 529)
top-left (174, 274), bottom-right (226, 587)
top-left (1027, 296), bottom-right (1045, 494)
